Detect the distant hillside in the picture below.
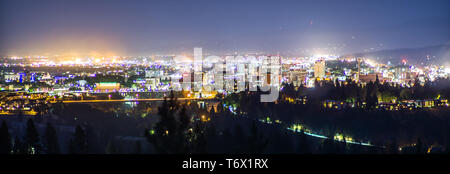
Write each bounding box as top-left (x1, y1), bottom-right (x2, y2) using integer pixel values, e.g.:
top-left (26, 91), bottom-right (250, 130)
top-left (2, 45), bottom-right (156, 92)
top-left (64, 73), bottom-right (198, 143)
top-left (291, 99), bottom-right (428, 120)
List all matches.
top-left (347, 45), bottom-right (450, 66)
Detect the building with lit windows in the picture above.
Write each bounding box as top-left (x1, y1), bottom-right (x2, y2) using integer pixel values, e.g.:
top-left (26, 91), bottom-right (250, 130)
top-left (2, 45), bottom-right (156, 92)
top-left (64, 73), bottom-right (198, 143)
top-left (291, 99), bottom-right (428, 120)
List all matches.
top-left (95, 82), bottom-right (121, 92)
top-left (314, 59), bottom-right (325, 80)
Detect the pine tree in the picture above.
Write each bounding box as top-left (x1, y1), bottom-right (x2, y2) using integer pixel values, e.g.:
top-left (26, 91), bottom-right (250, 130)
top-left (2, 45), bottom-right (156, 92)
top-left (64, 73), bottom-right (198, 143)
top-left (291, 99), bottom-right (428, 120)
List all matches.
top-left (24, 119), bottom-right (41, 154)
top-left (365, 82), bottom-right (378, 109)
top-left (415, 138), bottom-right (424, 154)
top-left (232, 124), bottom-right (246, 153)
top-left (192, 123), bottom-right (207, 153)
top-left (13, 136), bottom-right (25, 154)
top-left (387, 139), bottom-right (399, 154)
top-left (247, 121), bottom-right (268, 154)
top-left (0, 120), bottom-right (12, 154)
top-left (375, 74), bottom-right (380, 85)
top-left (145, 93), bottom-right (192, 153)
top-left (69, 125), bottom-right (88, 154)
top-left (322, 138), bottom-right (336, 154)
top-left (134, 140), bottom-right (142, 154)
top-left (178, 106), bottom-right (190, 132)
top-left (297, 130), bottom-right (311, 154)
top-left (216, 101), bottom-right (224, 113)
top-left (105, 139), bottom-right (118, 154)
top-left (209, 105), bottom-right (215, 114)
top-left (43, 123), bottom-right (60, 154)
top-left (341, 135), bottom-right (347, 154)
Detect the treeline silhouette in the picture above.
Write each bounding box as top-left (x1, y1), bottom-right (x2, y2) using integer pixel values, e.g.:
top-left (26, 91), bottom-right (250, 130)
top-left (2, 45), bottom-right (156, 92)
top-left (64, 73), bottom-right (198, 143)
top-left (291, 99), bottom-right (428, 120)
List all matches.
top-left (139, 91), bottom-right (449, 154)
top-left (0, 119), bottom-right (88, 154)
top-left (220, 77), bottom-right (450, 153)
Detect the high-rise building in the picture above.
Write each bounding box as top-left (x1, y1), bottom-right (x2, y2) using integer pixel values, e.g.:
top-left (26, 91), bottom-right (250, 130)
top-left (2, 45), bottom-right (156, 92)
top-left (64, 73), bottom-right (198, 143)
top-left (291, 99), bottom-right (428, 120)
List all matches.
top-left (314, 59), bottom-right (325, 80)
top-left (287, 70), bottom-right (307, 87)
top-left (394, 65), bottom-right (413, 84)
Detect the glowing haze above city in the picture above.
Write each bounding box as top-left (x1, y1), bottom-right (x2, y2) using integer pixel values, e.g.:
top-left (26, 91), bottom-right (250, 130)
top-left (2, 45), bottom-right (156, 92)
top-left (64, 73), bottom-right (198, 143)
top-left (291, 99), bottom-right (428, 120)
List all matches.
top-left (0, 0), bottom-right (449, 58)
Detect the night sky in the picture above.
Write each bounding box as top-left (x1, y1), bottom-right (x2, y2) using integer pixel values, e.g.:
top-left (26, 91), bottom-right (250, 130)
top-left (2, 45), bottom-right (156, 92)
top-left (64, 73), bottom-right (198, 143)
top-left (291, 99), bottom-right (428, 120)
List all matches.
top-left (0, 0), bottom-right (448, 56)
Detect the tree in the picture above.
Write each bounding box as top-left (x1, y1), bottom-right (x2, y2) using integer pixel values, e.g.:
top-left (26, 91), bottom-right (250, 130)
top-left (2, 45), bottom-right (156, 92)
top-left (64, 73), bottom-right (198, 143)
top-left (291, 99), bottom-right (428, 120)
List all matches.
top-left (246, 121), bottom-right (269, 154)
top-left (387, 139), bottom-right (399, 154)
top-left (231, 124), bottom-right (246, 153)
top-left (216, 101), bottom-right (224, 113)
top-left (134, 140), bottom-right (142, 154)
top-left (69, 125), bottom-right (88, 154)
top-left (0, 120), bottom-right (12, 154)
top-left (349, 141), bottom-right (363, 154)
top-left (322, 138), bottom-right (336, 154)
top-left (365, 82), bottom-right (378, 109)
top-left (192, 123), bottom-right (208, 153)
top-left (375, 74), bottom-right (380, 85)
top-left (105, 139), bottom-right (118, 154)
top-left (415, 138), bottom-right (424, 154)
top-left (43, 123), bottom-right (60, 154)
top-left (399, 88), bottom-right (411, 100)
top-left (13, 136), bottom-right (25, 154)
top-left (341, 135), bottom-right (348, 154)
top-left (144, 92), bottom-right (190, 153)
top-left (24, 119), bottom-right (41, 154)
top-left (178, 106), bottom-right (190, 132)
top-left (297, 130), bottom-right (311, 154)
